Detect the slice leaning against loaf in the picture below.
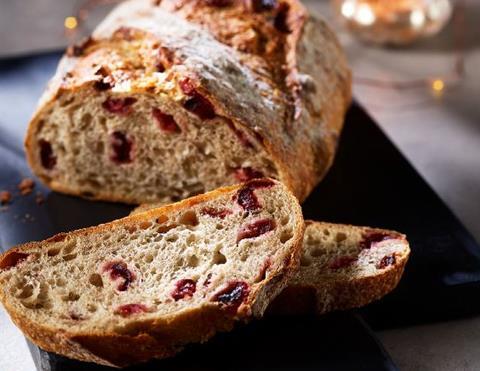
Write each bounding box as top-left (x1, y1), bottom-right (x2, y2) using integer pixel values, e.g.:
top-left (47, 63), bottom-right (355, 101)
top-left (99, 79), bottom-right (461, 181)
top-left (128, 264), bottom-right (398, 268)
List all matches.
top-left (25, 0), bottom-right (351, 205)
top-left (269, 221), bottom-right (410, 315)
top-left (0, 179), bottom-right (304, 367)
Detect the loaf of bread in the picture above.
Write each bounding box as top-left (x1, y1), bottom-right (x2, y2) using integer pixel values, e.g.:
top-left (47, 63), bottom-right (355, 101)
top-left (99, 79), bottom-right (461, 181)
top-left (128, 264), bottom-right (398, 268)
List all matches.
top-left (0, 179), bottom-right (304, 367)
top-left (269, 221), bottom-right (410, 315)
top-left (25, 0), bottom-right (351, 205)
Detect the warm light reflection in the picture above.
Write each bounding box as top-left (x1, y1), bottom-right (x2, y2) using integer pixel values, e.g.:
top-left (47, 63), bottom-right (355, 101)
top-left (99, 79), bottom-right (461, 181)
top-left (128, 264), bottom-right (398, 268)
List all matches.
top-left (432, 79), bottom-right (445, 95)
top-left (410, 9), bottom-right (426, 28)
top-left (64, 16), bottom-right (78, 30)
top-left (341, 0), bottom-right (356, 19)
top-left (356, 4), bottom-right (375, 26)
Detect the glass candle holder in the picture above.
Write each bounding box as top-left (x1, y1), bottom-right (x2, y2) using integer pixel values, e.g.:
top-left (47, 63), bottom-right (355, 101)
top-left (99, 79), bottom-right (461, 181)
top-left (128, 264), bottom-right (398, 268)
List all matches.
top-left (332, 0), bottom-right (453, 45)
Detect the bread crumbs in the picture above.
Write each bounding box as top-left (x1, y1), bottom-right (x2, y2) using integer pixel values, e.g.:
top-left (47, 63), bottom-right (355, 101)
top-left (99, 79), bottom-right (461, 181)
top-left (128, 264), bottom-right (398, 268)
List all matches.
top-left (18, 178), bottom-right (35, 195)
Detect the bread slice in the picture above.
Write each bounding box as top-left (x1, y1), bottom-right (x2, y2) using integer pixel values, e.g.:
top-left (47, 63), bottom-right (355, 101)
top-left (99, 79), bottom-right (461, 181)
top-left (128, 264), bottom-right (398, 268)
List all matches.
top-left (269, 221), bottom-right (410, 315)
top-left (25, 0), bottom-right (351, 205)
top-left (0, 179), bottom-right (304, 367)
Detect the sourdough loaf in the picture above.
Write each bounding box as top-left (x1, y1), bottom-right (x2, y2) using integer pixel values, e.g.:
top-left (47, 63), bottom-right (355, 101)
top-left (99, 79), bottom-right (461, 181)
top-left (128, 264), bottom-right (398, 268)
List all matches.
top-left (269, 221), bottom-right (410, 314)
top-left (25, 0), bottom-right (351, 204)
top-left (0, 179), bottom-right (304, 367)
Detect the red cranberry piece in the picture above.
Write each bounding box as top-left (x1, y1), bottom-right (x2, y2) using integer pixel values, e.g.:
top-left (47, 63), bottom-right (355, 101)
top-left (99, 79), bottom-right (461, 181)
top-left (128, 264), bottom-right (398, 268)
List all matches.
top-left (212, 281), bottom-right (249, 309)
top-left (377, 254), bottom-right (396, 269)
top-left (110, 131), bottom-right (133, 164)
top-left (251, 0), bottom-right (277, 12)
top-left (360, 232), bottom-right (397, 249)
top-left (204, 0), bottom-right (234, 7)
top-left (200, 207), bottom-right (232, 219)
top-left (183, 95), bottom-right (216, 120)
top-left (236, 187), bottom-right (261, 212)
top-left (246, 178), bottom-right (275, 189)
top-left (102, 261), bottom-right (135, 291)
top-left (179, 78), bottom-right (196, 95)
top-left (171, 279), bottom-right (196, 301)
top-left (329, 256), bottom-right (357, 270)
top-left (0, 252), bottom-right (29, 270)
top-left (237, 218), bottom-right (276, 242)
top-left (152, 108), bottom-right (181, 133)
top-left (114, 303), bottom-right (149, 317)
top-left (179, 78), bottom-right (216, 120)
top-left (102, 97), bottom-right (137, 115)
top-left (274, 3), bottom-right (291, 33)
top-left (233, 167), bottom-right (264, 182)
top-left (39, 139), bottom-right (56, 170)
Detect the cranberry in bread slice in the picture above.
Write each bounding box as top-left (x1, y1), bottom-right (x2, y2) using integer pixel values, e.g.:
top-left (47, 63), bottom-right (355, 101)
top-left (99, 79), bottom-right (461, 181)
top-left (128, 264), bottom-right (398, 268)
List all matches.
top-left (24, 0), bottom-right (351, 205)
top-left (0, 180), bottom-right (304, 367)
top-left (269, 221), bottom-right (410, 315)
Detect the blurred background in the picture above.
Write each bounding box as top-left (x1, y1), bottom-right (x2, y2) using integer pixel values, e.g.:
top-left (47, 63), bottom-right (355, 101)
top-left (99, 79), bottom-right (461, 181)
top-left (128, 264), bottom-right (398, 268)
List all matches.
top-left (0, 0), bottom-right (479, 370)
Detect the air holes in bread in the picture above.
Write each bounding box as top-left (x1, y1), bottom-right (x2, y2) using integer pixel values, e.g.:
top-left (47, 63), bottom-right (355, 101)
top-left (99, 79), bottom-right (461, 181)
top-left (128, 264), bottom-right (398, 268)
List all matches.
top-left (213, 250), bottom-right (227, 265)
top-left (47, 247), bottom-right (61, 257)
top-left (300, 255), bottom-right (312, 267)
top-left (89, 273), bottom-right (103, 287)
top-left (280, 229), bottom-right (293, 243)
top-left (179, 210), bottom-right (199, 227)
top-left (187, 255), bottom-right (199, 267)
top-left (335, 232), bottom-right (347, 243)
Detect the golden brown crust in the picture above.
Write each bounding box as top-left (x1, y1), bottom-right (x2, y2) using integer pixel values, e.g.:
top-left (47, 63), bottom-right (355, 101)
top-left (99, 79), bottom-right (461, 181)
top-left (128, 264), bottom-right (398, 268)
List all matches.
top-left (267, 221), bottom-right (410, 315)
top-left (0, 180), bottom-right (305, 366)
top-left (25, 0), bottom-right (351, 204)
top-left (269, 255), bottom-right (408, 315)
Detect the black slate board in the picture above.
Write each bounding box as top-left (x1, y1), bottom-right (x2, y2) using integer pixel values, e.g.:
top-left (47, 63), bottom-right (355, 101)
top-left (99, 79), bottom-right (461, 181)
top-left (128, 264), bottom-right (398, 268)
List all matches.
top-left (0, 51), bottom-right (479, 370)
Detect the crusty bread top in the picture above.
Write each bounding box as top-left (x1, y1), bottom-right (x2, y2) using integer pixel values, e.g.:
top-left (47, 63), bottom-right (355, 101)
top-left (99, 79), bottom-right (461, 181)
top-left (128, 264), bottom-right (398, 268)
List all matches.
top-left (27, 0), bottom-right (351, 202)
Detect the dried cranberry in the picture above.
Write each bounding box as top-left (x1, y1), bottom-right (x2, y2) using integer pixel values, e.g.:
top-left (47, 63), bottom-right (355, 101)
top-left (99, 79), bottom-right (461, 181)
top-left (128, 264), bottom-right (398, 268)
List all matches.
top-left (200, 207), bottom-right (232, 219)
top-left (0, 252), bottom-right (29, 270)
top-left (360, 231), bottom-right (397, 249)
top-left (183, 95), bottom-right (216, 120)
top-left (274, 3), bottom-right (291, 33)
top-left (236, 187), bottom-right (260, 212)
top-left (102, 261), bottom-right (135, 291)
top-left (171, 279), bottom-right (196, 301)
top-left (237, 218), bottom-right (276, 242)
top-left (377, 255), bottom-right (396, 269)
top-left (226, 120), bottom-right (253, 148)
top-left (152, 108), bottom-right (181, 133)
top-left (114, 303), bottom-right (149, 317)
top-left (329, 256), bottom-right (357, 270)
top-left (212, 281), bottom-right (249, 309)
top-left (179, 78), bottom-right (216, 120)
top-left (102, 97), bottom-right (137, 115)
top-left (39, 139), bottom-right (56, 170)
top-left (246, 178), bottom-right (275, 189)
top-left (110, 131), bottom-right (133, 164)
top-left (204, 0), bottom-right (234, 7)
top-left (179, 78), bottom-right (196, 95)
top-left (251, 0), bottom-right (277, 12)
top-left (233, 167), bottom-right (264, 183)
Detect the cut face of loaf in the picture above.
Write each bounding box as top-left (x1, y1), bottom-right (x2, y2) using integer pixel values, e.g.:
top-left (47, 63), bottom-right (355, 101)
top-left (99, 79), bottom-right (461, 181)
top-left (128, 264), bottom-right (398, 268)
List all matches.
top-left (0, 179), bottom-right (304, 367)
top-left (25, 0), bottom-right (351, 204)
top-left (269, 221), bottom-right (410, 315)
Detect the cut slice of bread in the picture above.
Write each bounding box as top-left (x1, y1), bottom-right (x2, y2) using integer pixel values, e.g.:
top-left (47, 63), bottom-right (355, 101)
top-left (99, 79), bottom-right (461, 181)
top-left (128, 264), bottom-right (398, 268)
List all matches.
top-left (0, 179), bottom-right (304, 367)
top-left (269, 221), bottom-right (410, 315)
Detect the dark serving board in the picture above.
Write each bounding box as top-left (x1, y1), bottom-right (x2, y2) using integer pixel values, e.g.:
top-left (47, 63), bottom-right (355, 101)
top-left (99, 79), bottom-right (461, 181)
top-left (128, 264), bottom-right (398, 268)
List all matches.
top-left (0, 51), bottom-right (479, 370)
